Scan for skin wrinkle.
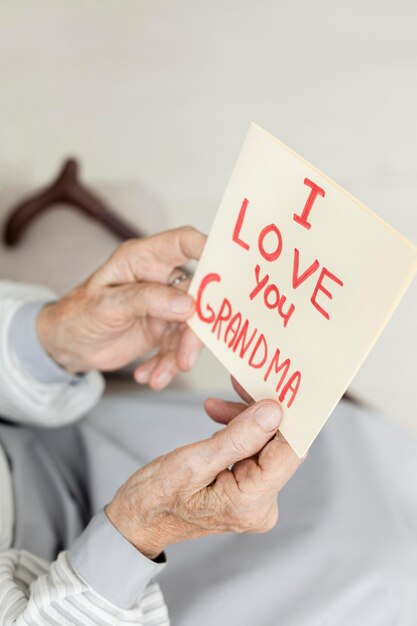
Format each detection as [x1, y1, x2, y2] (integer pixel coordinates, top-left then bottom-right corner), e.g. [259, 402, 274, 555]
[32, 225, 301, 563]
[37, 227, 204, 378]
[107, 414, 293, 557]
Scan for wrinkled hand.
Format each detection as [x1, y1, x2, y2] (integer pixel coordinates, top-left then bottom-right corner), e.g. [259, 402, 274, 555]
[37, 227, 206, 388]
[106, 397, 302, 559]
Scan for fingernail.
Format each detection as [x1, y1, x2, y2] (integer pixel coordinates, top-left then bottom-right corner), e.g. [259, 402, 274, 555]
[170, 294, 193, 314]
[155, 371, 172, 389]
[254, 403, 282, 431]
[135, 369, 150, 383]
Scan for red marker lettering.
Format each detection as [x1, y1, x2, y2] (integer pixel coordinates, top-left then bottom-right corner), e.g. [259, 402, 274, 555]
[277, 296, 295, 328]
[264, 284, 280, 309]
[232, 198, 250, 251]
[249, 264, 269, 301]
[263, 348, 291, 393]
[258, 224, 283, 262]
[293, 178, 325, 230]
[231, 320, 257, 358]
[212, 298, 232, 339]
[195, 273, 221, 323]
[225, 313, 242, 347]
[279, 371, 302, 408]
[248, 334, 268, 369]
[311, 267, 344, 320]
[292, 248, 320, 289]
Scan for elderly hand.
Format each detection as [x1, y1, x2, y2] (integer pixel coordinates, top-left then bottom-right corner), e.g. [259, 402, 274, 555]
[106, 398, 302, 559]
[37, 227, 206, 389]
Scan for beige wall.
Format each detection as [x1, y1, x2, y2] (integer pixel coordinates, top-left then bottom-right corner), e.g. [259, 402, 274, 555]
[1, 0, 416, 432]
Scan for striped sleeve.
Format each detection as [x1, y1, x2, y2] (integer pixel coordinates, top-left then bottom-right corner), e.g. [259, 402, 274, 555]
[0, 549, 170, 625]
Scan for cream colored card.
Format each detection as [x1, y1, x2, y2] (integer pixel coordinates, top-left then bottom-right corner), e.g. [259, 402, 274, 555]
[188, 123, 417, 457]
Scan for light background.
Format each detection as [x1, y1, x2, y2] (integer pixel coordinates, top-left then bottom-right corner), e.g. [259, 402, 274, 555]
[0, 0, 416, 433]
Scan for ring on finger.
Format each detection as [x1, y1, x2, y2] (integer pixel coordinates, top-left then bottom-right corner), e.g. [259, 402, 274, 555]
[168, 267, 193, 288]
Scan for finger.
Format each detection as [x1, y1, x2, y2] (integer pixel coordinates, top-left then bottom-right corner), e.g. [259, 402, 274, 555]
[255, 432, 303, 492]
[231, 455, 259, 485]
[134, 355, 159, 384]
[119, 283, 195, 322]
[177, 326, 204, 371]
[231, 376, 254, 405]
[148, 351, 179, 390]
[204, 398, 247, 425]
[95, 227, 207, 286]
[147, 226, 207, 270]
[187, 400, 283, 483]
[135, 319, 184, 387]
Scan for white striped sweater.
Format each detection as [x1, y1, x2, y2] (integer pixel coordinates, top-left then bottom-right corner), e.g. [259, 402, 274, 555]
[0, 281, 170, 625]
[0, 551, 167, 626]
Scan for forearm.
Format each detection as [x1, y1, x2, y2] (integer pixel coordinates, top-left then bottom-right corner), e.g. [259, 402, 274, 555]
[0, 511, 169, 625]
[0, 281, 104, 426]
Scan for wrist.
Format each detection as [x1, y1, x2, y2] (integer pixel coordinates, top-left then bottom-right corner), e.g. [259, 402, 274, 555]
[106, 495, 168, 561]
[69, 511, 166, 610]
[36, 300, 87, 374]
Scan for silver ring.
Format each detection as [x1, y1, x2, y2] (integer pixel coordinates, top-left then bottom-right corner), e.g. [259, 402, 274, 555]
[168, 268, 193, 288]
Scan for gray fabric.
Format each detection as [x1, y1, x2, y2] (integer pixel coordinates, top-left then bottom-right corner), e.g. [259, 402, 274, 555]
[0, 418, 165, 611]
[9, 300, 79, 384]
[2, 384, 417, 624]
[1, 298, 168, 610]
[86, 392, 417, 626]
[0, 420, 90, 560]
[69, 510, 166, 609]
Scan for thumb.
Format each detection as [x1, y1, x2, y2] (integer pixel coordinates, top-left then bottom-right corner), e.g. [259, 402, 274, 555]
[194, 400, 283, 482]
[114, 282, 195, 322]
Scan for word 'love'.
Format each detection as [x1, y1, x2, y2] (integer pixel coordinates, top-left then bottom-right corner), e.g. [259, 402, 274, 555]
[232, 178, 344, 326]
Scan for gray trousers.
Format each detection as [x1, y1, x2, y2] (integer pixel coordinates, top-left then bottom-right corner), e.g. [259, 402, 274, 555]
[2, 391, 417, 626]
